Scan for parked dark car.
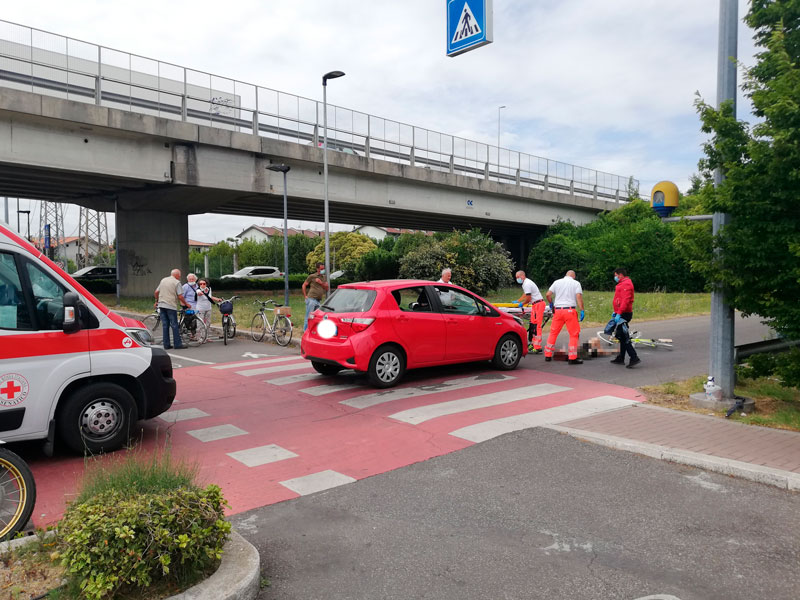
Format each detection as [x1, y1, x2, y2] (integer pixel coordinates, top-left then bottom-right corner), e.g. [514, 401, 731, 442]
[72, 265, 116, 280]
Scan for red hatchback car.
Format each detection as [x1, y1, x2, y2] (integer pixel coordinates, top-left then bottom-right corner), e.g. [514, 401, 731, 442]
[301, 279, 528, 388]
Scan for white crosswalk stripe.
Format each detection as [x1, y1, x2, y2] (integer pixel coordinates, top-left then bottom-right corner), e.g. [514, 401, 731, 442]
[341, 374, 515, 409]
[212, 356, 301, 370]
[235, 363, 312, 377]
[280, 470, 356, 495]
[227, 444, 298, 467]
[449, 395, 637, 442]
[302, 382, 365, 396]
[390, 383, 571, 425]
[266, 372, 327, 386]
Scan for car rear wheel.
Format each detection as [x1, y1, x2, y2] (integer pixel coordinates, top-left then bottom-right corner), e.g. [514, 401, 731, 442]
[493, 334, 522, 370]
[312, 361, 342, 376]
[368, 344, 405, 388]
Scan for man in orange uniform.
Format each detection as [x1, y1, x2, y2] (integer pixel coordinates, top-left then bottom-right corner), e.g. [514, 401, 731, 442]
[513, 270, 545, 353]
[544, 270, 585, 364]
[610, 267, 640, 368]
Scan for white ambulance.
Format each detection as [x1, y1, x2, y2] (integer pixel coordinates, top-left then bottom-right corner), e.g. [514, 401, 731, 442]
[0, 222, 175, 454]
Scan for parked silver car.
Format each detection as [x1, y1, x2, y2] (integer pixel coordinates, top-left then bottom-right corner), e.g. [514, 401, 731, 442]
[221, 266, 283, 280]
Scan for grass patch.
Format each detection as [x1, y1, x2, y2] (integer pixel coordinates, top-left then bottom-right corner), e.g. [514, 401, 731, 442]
[75, 446, 198, 505]
[642, 375, 800, 432]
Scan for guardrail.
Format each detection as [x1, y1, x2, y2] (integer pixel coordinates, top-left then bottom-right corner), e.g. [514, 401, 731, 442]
[0, 19, 638, 203]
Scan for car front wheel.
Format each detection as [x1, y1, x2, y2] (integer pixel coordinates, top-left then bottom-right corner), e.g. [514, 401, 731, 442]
[493, 334, 522, 370]
[368, 345, 406, 388]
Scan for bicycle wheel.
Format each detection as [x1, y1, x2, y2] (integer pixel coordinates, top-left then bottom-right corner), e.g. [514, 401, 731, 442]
[180, 319, 202, 348]
[226, 316, 237, 341]
[193, 319, 207, 345]
[142, 313, 162, 345]
[0, 447, 36, 541]
[596, 331, 619, 345]
[273, 315, 293, 347]
[251, 313, 267, 342]
[222, 316, 229, 345]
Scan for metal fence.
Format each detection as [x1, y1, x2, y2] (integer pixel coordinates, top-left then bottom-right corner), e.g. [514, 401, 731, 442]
[0, 19, 638, 202]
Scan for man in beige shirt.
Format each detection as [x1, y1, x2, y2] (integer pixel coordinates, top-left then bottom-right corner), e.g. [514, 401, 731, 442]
[302, 262, 329, 331]
[154, 269, 189, 349]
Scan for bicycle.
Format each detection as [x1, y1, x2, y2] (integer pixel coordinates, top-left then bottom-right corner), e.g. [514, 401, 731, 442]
[250, 299, 293, 346]
[0, 443, 36, 541]
[596, 321, 673, 350]
[218, 296, 240, 345]
[142, 307, 207, 348]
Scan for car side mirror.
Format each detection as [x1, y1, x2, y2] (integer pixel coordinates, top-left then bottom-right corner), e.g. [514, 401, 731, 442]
[63, 291, 82, 334]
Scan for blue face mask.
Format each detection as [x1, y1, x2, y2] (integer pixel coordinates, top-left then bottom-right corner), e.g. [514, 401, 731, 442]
[614, 275, 620, 283]
[320, 269, 326, 275]
[516, 278, 523, 284]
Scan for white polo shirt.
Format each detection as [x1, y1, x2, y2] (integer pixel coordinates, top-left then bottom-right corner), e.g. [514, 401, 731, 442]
[548, 276, 583, 308]
[521, 278, 543, 302]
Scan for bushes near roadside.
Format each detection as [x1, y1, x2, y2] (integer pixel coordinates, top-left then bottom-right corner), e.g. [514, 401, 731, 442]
[57, 449, 230, 600]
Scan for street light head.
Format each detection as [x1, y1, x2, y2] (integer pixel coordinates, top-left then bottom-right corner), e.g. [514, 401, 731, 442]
[323, 70, 345, 85]
[267, 164, 291, 173]
[499, 105, 506, 109]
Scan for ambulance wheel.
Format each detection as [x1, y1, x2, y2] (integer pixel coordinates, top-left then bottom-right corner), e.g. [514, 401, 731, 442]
[59, 383, 138, 454]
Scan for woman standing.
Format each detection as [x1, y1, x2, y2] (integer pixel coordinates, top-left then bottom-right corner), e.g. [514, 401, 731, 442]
[196, 279, 221, 342]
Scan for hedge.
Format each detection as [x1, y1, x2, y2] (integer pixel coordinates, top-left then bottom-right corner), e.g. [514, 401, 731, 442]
[77, 275, 355, 295]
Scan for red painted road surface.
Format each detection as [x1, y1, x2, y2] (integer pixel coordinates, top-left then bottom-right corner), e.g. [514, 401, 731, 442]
[28, 357, 642, 526]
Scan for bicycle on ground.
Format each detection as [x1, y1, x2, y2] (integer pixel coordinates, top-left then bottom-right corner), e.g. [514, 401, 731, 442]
[218, 296, 240, 345]
[596, 321, 673, 350]
[142, 307, 207, 348]
[250, 299, 293, 346]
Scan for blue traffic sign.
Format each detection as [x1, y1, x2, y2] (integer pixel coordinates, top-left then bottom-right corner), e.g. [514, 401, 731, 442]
[446, 0, 493, 57]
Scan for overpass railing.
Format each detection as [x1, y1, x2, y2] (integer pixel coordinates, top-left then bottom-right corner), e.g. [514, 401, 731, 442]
[0, 19, 638, 203]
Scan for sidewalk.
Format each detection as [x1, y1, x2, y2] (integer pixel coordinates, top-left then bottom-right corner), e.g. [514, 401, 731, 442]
[547, 403, 800, 491]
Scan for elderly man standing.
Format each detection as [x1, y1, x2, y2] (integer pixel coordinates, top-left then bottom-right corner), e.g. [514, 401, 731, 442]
[514, 270, 545, 353]
[302, 262, 329, 331]
[437, 268, 452, 284]
[154, 268, 190, 350]
[544, 270, 585, 364]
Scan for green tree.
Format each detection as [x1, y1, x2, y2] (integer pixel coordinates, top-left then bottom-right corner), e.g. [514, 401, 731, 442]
[686, 3, 800, 384]
[354, 248, 399, 281]
[306, 232, 377, 274]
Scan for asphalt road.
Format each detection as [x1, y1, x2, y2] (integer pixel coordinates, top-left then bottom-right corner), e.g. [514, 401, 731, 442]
[167, 313, 774, 390]
[233, 428, 800, 600]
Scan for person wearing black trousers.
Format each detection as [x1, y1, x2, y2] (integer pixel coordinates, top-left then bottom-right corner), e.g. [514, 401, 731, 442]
[609, 268, 640, 368]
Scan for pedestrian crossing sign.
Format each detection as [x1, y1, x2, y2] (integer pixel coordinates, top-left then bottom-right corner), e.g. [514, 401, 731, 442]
[447, 0, 493, 57]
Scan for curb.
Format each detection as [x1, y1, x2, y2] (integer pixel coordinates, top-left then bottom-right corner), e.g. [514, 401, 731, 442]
[169, 530, 260, 600]
[544, 424, 800, 491]
[0, 530, 260, 600]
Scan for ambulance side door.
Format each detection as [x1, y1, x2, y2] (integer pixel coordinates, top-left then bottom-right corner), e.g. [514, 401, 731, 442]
[0, 250, 90, 440]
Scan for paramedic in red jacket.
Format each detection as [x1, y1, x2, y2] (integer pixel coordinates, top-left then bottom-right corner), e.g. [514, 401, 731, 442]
[610, 268, 640, 368]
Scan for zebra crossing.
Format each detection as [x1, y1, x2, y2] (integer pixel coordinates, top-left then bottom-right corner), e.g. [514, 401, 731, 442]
[145, 354, 642, 515]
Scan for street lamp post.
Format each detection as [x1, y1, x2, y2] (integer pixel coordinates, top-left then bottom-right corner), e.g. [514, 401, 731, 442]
[497, 105, 506, 159]
[322, 70, 345, 291]
[267, 164, 292, 307]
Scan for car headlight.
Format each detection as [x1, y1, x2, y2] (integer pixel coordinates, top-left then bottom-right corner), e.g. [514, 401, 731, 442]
[512, 315, 524, 327]
[126, 328, 153, 346]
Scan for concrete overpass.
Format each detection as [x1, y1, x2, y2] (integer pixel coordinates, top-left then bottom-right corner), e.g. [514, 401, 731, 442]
[0, 20, 637, 295]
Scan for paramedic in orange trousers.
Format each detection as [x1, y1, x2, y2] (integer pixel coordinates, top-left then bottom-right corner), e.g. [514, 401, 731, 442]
[544, 270, 585, 364]
[610, 267, 641, 368]
[513, 270, 545, 353]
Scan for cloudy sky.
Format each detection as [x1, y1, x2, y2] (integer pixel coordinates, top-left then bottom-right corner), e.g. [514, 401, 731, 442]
[3, 1, 757, 242]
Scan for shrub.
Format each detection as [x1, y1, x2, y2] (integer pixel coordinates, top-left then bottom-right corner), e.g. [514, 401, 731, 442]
[59, 485, 230, 600]
[354, 248, 399, 281]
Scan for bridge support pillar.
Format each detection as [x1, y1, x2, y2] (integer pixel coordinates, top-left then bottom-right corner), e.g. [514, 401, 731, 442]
[116, 209, 189, 297]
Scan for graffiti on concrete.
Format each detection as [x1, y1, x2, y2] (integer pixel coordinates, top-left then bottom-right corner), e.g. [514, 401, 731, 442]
[128, 254, 151, 276]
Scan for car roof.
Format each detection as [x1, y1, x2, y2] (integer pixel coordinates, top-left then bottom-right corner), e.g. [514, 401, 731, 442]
[339, 279, 459, 289]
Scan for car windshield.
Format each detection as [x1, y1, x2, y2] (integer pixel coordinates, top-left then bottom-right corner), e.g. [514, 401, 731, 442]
[230, 268, 252, 277]
[320, 288, 376, 313]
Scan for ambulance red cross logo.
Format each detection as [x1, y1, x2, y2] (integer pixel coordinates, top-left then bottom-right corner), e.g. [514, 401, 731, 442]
[0, 374, 29, 407]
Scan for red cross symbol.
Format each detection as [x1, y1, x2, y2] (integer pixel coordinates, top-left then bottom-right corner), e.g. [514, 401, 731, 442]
[0, 380, 21, 400]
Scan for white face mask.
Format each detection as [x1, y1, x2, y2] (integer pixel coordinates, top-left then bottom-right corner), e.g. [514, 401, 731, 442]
[320, 269, 326, 275]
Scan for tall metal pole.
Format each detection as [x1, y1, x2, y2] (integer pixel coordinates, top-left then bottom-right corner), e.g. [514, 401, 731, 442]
[497, 105, 506, 154]
[711, 0, 738, 400]
[282, 170, 290, 306]
[323, 82, 330, 289]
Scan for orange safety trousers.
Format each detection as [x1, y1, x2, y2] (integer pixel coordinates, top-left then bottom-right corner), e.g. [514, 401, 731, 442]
[528, 301, 545, 351]
[544, 308, 580, 359]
